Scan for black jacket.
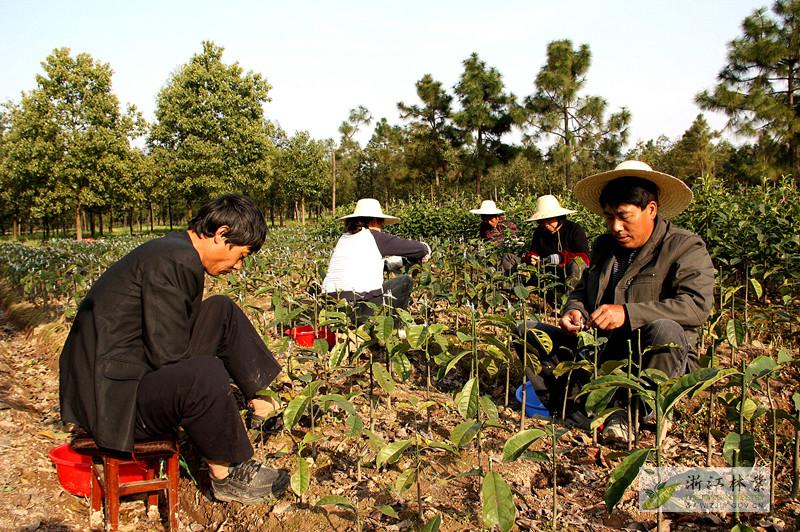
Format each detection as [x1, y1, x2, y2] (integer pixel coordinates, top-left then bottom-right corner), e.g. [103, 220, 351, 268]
[59, 231, 204, 452]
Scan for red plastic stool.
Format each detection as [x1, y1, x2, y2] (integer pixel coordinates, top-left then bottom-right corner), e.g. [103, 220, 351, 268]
[70, 433, 179, 531]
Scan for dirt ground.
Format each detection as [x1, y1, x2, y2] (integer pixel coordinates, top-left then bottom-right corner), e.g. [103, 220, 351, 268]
[0, 301, 798, 531]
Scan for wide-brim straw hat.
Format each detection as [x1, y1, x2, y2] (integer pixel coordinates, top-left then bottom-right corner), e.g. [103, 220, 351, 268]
[470, 199, 504, 215]
[526, 195, 575, 222]
[574, 160, 693, 219]
[338, 198, 400, 224]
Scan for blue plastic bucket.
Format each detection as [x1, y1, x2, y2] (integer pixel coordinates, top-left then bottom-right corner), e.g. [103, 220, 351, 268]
[515, 382, 551, 419]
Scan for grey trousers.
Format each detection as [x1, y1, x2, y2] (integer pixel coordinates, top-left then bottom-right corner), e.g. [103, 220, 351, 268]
[515, 318, 694, 411]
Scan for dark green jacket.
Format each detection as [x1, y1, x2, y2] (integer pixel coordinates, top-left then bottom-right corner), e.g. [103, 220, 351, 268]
[564, 218, 714, 351]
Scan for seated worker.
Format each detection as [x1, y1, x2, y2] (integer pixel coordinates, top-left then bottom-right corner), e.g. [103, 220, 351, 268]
[522, 194, 590, 288]
[470, 199, 517, 241]
[60, 195, 289, 505]
[516, 161, 714, 441]
[322, 198, 431, 319]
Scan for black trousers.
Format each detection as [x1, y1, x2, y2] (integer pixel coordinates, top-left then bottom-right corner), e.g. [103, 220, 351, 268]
[515, 318, 694, 412]
[134, 295, 281, 463]
[332, 275, 413, 325]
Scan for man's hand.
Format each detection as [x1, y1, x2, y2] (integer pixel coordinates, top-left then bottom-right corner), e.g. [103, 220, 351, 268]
[588, 304, 626, 330]
[559, 309, 585, 335]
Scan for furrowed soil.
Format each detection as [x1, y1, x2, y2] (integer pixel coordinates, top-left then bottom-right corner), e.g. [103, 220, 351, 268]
[0, 297, 798, 531]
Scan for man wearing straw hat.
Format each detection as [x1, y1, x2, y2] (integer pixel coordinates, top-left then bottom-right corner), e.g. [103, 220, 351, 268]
[517, 161, 714, 441]
[470, 199, 518, 241]
[323, 198, 431, 319]
[522, 194, 590, 288]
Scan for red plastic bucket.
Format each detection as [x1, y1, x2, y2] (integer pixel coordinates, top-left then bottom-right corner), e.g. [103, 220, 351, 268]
[48, 443, 149, 497]
[285, 325, 335, 349]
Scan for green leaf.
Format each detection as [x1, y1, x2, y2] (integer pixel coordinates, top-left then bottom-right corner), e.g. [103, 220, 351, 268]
[456, 378, 479, 420]
[393, 468, 417, 494]
[513, 285, 530, 300]
[318, 394, 357, 415]
[749, 278, 762, 299]
[502, 429, 546, 462]
[420, 514, 441, 532]
[406, 324, 427, 349]
[590, 407, 623, 430]
[744, 355, 776, 384]
[376, 439, 411, 468]
[793, 392, 800, 413]
[450, 421, 481, 447]
[553, 359, 594, 378]
[346, 413, 364, 437]
[641, 481, 680, 510]
[456, 331, 473, 343]
[605, 448, 652, 514]
[481, 471, 516, 532]
[722, 432, 755, 467]
[283, 395, 310, 430]
[585, 387, 617, 416]
[479, 395, 499, 422]
[290, 455, 310, 496]
[327, 342, 347, 369]
[731, 524, 756, 532]
[300, 380, 324, 399]
[726, 318, 745, 348]
[444, 349, 472, 376]
[372, 362, 396, 394]
[373, 315, 394, 344]
[378, 504, 399, 519]
[316, 495, 355, 511]
[392, 352, 412, 381]
[662, 367, 727, 415]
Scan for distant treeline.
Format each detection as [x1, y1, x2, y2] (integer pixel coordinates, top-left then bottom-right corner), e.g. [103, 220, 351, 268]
[1, 0, 797, 240]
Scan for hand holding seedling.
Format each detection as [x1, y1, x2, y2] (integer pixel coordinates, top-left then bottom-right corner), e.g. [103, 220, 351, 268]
[559, 310, 585, 334]
[588, 304, 625, 330]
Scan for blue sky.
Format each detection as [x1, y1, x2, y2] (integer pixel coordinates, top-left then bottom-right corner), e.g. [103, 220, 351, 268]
[0, 0, 767, 147]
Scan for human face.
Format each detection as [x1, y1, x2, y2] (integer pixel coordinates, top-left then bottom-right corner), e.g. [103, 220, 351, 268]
[483, 215, 500, 228]
[602, 201, 657, 249]
[538, 217, 560, 234]
[202, 229, 252, 276]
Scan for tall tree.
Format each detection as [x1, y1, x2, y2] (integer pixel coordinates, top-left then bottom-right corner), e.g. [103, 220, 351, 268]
[275, 131, 328, 225]
[398, 74, 459, 195]
[2, 48, 143, 239]
[668, 114, 720, 181]
[453, 53, 517, 196]
[149, 41, 273, 211]
[696, 0, 800, 180]
[525, 39, 630, 188]
[334, 106, 371, 207]
[359, 118, 409, 202]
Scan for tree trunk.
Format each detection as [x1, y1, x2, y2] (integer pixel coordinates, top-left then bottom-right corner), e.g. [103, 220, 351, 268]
[564, 108, 572, 190]
[475, 129, 483, 197]
[149, 202, 154, 232]
[109, 207, 114, 235]
[75, 204, 83, 241]
[168, 199, 173, 230]
[128, 209, 134, 236]
[89, 210, 96, 237]
[138, 208, 143, 234]
[300, 193, 306, 226]
[331, 150, 337, 213]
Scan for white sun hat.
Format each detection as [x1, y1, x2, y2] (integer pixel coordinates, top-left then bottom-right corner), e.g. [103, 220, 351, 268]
[574, 160, 693, 219]
[525, 195, 575, 222]
[339, 198, 400, 224]
[469, 199, 505, 215]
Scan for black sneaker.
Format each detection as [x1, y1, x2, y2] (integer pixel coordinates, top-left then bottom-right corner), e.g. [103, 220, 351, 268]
[211, 459, 289, 504]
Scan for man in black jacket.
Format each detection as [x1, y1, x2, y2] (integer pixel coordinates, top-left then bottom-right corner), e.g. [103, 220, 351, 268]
[59, 194, 288, 505]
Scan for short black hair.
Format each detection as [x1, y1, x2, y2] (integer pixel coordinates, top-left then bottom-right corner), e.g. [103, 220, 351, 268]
[188, 194, 267, 254]
[345, 217, 374, 234]
[599, 177, 659, 211]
